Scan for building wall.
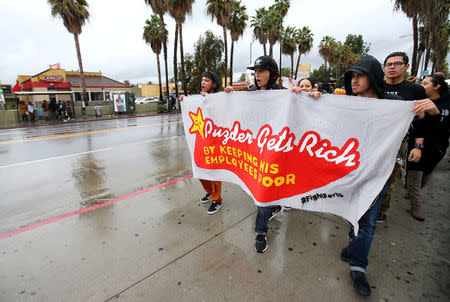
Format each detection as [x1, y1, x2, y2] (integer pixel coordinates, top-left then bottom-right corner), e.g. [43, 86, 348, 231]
[138, 83, 175, 97]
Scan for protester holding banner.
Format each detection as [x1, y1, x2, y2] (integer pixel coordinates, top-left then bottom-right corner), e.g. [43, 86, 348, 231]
[407, 74, 450, 221]
[291, 77, 322, 99]
[378, 52, 428, 222]
[225, 55, 286, 253]
[339, 55, 406, 296]
[181, 71, 224, 215]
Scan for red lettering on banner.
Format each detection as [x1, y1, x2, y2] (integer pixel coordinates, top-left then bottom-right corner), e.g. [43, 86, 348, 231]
[189, 108, 360, 203]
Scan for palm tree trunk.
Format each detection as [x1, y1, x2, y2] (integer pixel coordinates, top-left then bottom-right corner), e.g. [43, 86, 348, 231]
[295, 53, 301, 80]
[415, 50, 423, 77]
[263, 43, 267, 56]
[279, 44, 282, 82]
[74, 33, 87, 110]
[230, 40, 234, 86]
[173, 24, 179, 110]
[335, 67, 340, 86]
[290, 54, 294, 78]
[223, 26, 228, 87]
[269, 43, 273, 57]
[160, 14, 170, 103]
[423, 35, 432, 72]
[411, 15, 418, 76]
[179, 22, 187, 97]
[156, 53, 163, 102]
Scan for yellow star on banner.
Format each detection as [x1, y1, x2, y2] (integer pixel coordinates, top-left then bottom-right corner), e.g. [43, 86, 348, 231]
[189, 107, 205, 139]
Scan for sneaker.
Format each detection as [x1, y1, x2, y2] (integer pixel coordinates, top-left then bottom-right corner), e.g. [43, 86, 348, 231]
[200, 193, 211, 203]
[207, 202, 222, 215]
[269, 206, 282, 221]
[376, 213, 387, 223]
[283, 206, 292, 211]
[255, 234, 267, 253]
[340, 246, 350, 262]
[350, 270, 371, 296]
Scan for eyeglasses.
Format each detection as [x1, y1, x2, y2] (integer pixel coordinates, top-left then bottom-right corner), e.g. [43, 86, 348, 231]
[384, 61, 405, 67]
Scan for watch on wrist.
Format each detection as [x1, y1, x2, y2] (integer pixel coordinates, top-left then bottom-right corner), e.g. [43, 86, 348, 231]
[413, 143, 424, 151]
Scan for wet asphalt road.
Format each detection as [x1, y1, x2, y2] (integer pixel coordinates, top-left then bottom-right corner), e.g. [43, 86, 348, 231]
[0, 114, 190, 234]
[0, 114, 449, 301]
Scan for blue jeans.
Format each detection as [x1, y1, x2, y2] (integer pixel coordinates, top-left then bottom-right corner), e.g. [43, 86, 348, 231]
[254, 206, 273, 234]
[347, 180, 389, 272]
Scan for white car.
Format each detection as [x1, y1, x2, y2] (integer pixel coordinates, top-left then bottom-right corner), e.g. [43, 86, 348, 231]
[135, 97, 157, 104]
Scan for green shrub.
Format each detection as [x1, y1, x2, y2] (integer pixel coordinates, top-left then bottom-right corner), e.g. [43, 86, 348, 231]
[157, 103, 168, 113]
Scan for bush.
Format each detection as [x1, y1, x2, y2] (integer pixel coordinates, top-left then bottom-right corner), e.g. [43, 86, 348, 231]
[157, 103, 168, 113]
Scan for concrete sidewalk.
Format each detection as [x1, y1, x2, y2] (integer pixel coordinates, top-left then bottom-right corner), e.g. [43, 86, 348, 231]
[0, 159, 448, 301]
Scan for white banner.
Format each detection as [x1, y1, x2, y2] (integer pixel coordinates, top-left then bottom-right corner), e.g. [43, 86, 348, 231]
[181, 90, 414, 233]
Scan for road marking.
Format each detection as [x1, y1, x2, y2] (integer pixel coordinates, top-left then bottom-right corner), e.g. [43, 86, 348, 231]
[0, 120, 183, 145]
[0, 136, 182, 169]
[0, 174, 193, 240]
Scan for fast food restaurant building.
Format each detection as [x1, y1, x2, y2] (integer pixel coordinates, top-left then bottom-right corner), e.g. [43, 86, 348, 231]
[13, 67, 131, 104]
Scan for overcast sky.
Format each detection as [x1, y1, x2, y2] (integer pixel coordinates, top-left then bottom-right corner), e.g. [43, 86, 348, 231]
[0, 0, 438, 85]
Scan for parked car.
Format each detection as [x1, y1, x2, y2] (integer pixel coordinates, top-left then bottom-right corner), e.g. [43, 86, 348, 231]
[135, 97, 158, 104]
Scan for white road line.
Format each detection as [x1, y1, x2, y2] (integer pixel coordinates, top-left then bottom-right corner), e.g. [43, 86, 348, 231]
[0, 135, 183, 169]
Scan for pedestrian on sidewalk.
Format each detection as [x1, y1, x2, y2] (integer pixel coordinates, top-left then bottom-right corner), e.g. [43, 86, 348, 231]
[42, 100, 49, 120]
[49, 99, 57, 120]
[18, 101, 28, 123]
[27, 102, 36, 122]
[37, 106, 44, 123]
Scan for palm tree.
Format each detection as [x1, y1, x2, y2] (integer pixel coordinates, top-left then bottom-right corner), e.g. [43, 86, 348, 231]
[206, 0, 234, 87]
[266, 7, 283, 58]
[271, 0, 290, 79]
[294, 26, 313, 79]
[430, 19, 449, 72]
[281, 26, 297, 77]
[168, 0, 194, 99]
[250, 7, 269, 56]
[48, 0, 89, 111]
[319, 36, 336, 81]
[393, 0, 421, 75]
[143, 15, 166, 102]
[227, 1, 248, 84]
[145, 0, 170, 102]
[393, 0, 448, 76]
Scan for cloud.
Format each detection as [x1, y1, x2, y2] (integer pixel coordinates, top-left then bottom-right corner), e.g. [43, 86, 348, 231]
[0, 0, 445, 85]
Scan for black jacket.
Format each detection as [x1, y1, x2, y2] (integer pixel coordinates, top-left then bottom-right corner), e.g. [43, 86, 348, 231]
[422, 93, 450, 150]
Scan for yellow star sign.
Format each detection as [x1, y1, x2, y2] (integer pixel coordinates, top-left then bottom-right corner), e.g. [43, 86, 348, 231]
[189, 107, 205, 139]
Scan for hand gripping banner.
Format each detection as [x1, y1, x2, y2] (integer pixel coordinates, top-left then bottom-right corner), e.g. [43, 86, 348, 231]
[181, 90, 414, 233]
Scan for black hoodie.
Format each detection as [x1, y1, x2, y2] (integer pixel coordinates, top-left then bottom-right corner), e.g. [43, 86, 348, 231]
[344, 55, 402, 101]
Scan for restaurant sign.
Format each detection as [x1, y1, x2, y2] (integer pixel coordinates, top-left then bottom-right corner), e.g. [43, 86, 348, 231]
[39, 75, 63, 82]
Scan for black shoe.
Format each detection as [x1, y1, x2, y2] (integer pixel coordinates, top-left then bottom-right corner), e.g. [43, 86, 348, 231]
[200, 193, 211, 204]
[349, 270, 371, 296]
[207, 202, 222, 215]
[255, 234, 267, 253]
[340, 247, 350, 262]
[376, 213, 387, 223]
[269, 206, 282, 221]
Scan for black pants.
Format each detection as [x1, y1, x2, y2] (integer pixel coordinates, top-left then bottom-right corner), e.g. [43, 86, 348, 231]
[407, 145, 446, 177]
